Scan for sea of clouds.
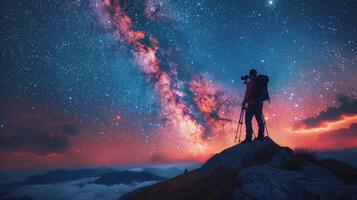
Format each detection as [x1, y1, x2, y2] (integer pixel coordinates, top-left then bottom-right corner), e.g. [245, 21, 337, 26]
[4, 177, 156, 200]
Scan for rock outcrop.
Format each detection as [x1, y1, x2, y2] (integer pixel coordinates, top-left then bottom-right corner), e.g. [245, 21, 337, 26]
[200, 137, 293, 175]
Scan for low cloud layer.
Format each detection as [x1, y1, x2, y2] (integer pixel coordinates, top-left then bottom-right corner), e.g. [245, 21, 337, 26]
[0, 99, 79, 156]
[298, 96, 357, 129]
[4, 177, 156, 200]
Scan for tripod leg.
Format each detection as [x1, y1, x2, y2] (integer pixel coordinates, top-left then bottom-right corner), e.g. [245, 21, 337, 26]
[238, 107, 245, 142]
[234, 108, 243, 143]
[234, 121, 239, 143]
[261, 112, 269, 137]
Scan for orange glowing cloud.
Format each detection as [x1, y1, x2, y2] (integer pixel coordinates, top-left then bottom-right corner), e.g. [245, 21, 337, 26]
[286, 97, 357, 150]
[292, 96, 357, 135]
[293, 114, 357, 134]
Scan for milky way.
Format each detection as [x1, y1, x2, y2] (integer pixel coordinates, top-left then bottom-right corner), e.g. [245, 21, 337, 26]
[0, 0, 356, 169]
[92, 0, 237, 155]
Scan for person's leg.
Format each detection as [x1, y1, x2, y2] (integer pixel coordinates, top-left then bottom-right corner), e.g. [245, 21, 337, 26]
[244, 105, 254, 142]
[254, 103, 265, 139]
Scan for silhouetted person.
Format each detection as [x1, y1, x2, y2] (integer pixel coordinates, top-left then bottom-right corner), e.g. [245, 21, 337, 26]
[241, 69, 265, 143]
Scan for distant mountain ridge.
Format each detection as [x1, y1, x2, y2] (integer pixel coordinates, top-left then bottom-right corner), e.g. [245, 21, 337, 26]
[10, 168, 163, 186]
[316, 148, 357, 167]
[142, 167, 182, 178]
[23, 169, 107, 185]
[93, 171, 163, 186]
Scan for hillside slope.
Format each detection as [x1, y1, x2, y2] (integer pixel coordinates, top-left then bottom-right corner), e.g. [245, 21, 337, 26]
[121, 137, 357, 200]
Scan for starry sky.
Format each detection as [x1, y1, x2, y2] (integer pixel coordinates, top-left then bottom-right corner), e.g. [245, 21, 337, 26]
[0, 0, 356, 170]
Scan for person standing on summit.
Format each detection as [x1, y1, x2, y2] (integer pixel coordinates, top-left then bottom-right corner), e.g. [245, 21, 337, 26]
[241, 69, 266, 143]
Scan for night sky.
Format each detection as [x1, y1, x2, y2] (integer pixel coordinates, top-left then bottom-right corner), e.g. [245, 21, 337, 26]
[0, 0, 356, 170]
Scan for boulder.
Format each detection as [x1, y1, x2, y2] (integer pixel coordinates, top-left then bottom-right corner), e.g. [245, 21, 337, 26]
[234, 165, 348, 200]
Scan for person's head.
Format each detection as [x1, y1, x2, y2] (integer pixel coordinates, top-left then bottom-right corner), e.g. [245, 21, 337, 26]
[249, 69, 257, 78]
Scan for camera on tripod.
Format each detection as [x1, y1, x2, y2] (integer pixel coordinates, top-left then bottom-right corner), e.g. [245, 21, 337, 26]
[241, 75, 250, 84]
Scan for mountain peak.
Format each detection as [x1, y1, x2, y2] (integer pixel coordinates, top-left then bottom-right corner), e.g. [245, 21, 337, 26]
[200, 137, 293, 175]
[123, 137, 357, 200]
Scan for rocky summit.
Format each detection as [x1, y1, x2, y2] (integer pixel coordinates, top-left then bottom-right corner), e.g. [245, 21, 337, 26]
[200, 137, 293, 175]
[122, 137, 357, 200]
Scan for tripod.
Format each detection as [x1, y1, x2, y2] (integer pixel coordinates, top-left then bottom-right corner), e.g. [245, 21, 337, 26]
[234, 106, 246, 143]
[234, 106, 269, 143]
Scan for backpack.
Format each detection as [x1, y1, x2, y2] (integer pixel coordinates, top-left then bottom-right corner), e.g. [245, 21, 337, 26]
[254, 75, 270, 102]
